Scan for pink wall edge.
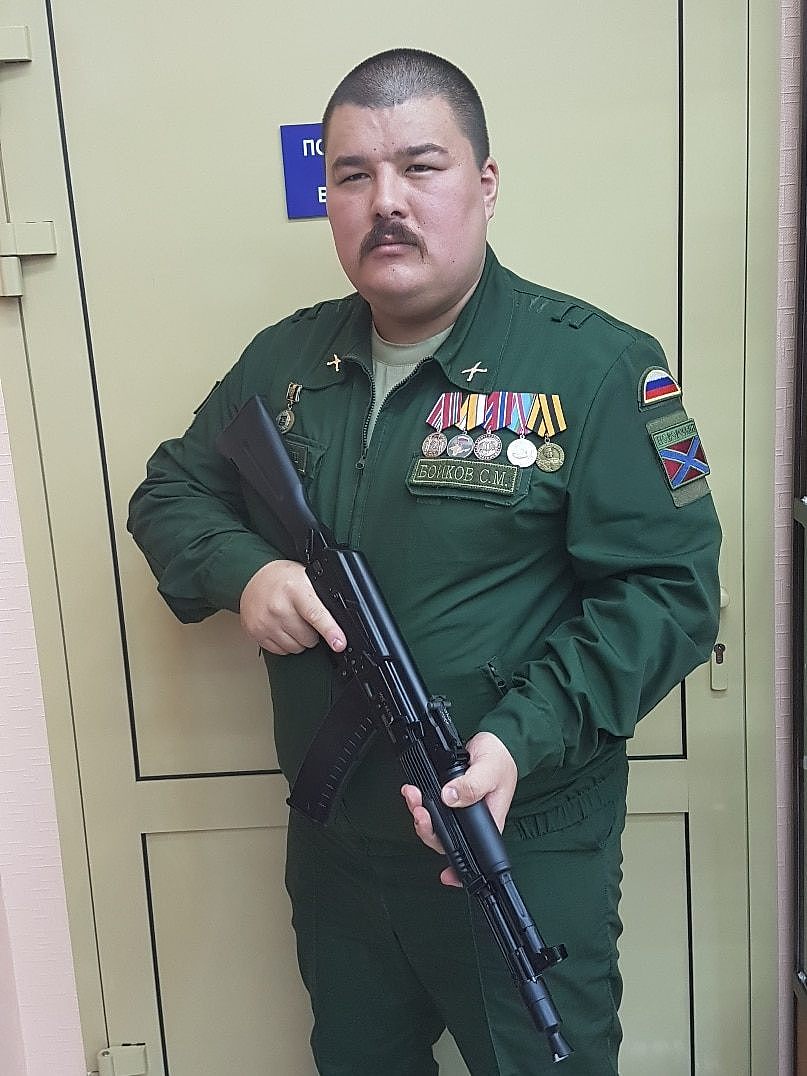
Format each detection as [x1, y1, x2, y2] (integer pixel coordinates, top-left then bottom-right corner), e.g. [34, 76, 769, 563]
[0, 388, 86, 1076]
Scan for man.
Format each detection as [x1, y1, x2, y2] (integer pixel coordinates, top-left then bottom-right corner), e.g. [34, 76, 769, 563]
[128, 48, 721, 1075]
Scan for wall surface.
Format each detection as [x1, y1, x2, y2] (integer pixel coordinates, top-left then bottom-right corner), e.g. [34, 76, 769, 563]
[0, 385, 85, 1076]
[0, 876, 27, 1076]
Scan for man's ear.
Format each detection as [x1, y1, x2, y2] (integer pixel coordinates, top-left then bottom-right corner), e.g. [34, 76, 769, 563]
[481, 157, 499, 221]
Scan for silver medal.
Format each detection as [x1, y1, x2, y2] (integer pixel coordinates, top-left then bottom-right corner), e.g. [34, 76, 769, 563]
[507, 437, 538, 468]
[422, 431, 448, 458]
[446, 433, 475, 459]
[473, 432, 503, 461]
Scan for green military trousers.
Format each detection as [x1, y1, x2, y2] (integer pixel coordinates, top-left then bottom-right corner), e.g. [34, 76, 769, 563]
[285, 754, 628, 1076]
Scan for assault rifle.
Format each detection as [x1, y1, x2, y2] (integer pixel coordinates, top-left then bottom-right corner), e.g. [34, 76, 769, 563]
[217, 395, 571, 1064]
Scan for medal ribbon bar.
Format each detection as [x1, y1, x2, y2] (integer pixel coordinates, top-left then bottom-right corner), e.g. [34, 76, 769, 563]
[426, 391, 463, 432]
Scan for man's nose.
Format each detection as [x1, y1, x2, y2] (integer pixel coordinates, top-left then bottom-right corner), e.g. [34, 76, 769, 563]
[371, 170, 407, 218]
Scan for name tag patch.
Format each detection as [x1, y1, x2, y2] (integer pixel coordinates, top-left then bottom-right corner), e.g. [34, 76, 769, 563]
[408, 457, 519, 496]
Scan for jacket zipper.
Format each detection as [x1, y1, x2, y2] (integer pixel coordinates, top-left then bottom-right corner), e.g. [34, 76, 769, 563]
[348, 355, 433, 545]
[484, 660, 509, 697]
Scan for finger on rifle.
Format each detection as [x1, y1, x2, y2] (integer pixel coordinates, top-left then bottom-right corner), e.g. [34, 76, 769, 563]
[440, 865, 462, 888]
[401, 786, 461, 888]
[295, 590, 346, 652]
[400, 785, 445, 855]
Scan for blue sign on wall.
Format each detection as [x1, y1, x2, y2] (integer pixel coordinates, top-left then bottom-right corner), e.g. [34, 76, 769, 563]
[280, 123, 327, 220]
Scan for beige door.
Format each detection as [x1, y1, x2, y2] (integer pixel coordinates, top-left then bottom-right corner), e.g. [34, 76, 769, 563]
[0, 1, 771, 1073]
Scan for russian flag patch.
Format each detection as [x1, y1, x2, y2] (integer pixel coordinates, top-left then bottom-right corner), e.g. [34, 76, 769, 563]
[639, 367, 682, 410]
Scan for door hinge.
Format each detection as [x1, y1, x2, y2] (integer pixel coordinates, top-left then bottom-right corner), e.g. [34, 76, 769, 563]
[0, 221, 57, 297]
[96, 1043, 148, 1076]
[0, 26, 31, 62]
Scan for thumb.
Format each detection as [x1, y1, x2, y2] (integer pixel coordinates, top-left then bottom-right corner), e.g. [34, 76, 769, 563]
[441, 767, 491, 809]
[440, 733, 517, 832]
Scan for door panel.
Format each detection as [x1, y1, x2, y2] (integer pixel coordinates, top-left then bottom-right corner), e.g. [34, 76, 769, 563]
[0, 1, 753, 1072]
[49, 0, 686, 780]
[147, 827, 314, 1074]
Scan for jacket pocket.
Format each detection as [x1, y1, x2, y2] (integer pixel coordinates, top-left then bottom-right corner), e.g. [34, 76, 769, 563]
[282, 431, 327, 481]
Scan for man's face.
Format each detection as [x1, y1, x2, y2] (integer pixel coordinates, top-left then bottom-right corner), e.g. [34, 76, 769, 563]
[325, 96, 498, 340]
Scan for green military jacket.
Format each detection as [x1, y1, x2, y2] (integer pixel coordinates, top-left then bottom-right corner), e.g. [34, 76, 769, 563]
[128, 247, 721, 841]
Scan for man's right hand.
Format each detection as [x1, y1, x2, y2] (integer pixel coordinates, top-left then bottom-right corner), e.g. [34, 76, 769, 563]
[239, 560, 347, 655]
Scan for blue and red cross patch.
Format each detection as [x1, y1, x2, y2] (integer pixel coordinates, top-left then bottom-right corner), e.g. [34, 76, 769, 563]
[647, 410, 711, 507]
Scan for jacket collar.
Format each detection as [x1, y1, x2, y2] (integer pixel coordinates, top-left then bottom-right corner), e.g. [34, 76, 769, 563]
[428, 246, 513, 392]
[296, 245, 513, 391]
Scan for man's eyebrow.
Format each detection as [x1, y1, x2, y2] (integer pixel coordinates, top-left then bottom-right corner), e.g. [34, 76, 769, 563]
[330, 144, 449, 170]
[402, 143, 449, 158]
[331, 154, 369, 170]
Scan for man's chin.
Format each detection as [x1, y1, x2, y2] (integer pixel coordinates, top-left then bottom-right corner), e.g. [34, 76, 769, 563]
[357, 275, 427, 311]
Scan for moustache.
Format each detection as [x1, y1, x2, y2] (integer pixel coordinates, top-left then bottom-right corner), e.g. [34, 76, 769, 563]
[360, 220, 425, 260]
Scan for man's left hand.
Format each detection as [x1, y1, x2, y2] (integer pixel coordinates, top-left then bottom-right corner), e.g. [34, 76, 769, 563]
[401, 731, 518, 888]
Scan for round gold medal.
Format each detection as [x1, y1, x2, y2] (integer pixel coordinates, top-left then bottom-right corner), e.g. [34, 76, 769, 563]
[535, 442, 565, 472]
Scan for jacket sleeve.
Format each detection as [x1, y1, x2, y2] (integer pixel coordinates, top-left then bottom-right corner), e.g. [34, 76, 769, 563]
[127, 358, 283, 623]
[477, 334, 722, 778]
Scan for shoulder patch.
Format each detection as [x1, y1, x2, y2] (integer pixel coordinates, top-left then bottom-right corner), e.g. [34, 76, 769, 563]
[639, 367, 682, 410]
[646, 409, 711, 507]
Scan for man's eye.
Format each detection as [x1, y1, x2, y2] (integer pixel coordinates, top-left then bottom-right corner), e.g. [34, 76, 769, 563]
[407, 164, 433, 173]
[341, 172, 368, 183]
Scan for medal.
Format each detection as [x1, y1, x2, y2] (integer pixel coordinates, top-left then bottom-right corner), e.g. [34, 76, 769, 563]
[507, 438, 538, 468]
[484, 391, 515, 432]
[535, 441, 565, 472]
[504, 392, 538, 468]
[276, 409, 295, 434]
[446, 433, 475, 458]
[422, 431, 448, 458]
[423, 392, 463, 454]
[527, 393, 567, 438]
[426, 392, 463, 432]
[473, 432, 502, 461]
[276, 382, 302, 433]
[457, 393, 487, 432]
